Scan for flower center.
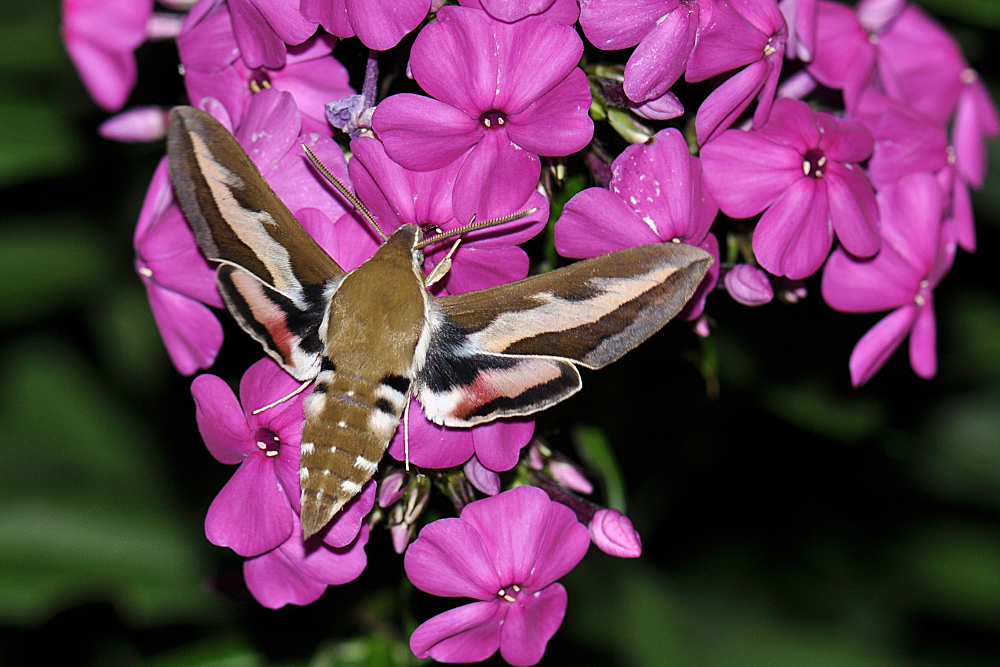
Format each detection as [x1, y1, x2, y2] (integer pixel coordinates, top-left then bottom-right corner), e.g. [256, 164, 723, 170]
[802, 149, 827, 178]
[255, 428, 281, 457]
[497, 584, 523, 603]
[249, 71, 272, 94]
[480, 110, 508, 130]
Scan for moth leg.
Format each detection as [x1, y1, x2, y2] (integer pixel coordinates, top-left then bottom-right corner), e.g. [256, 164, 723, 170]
[251, 378, 315, 415]
[424, 237, 463, 288]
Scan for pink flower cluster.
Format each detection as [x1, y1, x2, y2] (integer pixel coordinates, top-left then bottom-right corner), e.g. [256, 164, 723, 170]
[63, 0, 995, 663]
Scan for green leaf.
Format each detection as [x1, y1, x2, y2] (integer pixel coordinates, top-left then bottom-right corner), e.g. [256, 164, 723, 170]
[573, 425, 627, 511]
[763, 380, 886, 442]
[0, 103, 79, 187]
[92, 284, 171, 388]
[902, 521, 1000, 625]
[143, 639, 263, 667]
[0, 220, 112, 326]
[309, 636, 417, 667]
[916, 0, 1000, 28]
[0, 340, 212, 625]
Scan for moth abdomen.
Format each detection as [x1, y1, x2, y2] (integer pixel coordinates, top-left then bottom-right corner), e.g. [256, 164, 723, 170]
[299, 371, 410, 539]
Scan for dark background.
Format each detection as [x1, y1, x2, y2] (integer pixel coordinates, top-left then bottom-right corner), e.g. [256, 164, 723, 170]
[2, 1, 1000, 665]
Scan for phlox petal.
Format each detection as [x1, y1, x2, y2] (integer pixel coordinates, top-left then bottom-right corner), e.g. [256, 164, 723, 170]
[442, 246, 531, 294]
[954, 77, 1000, 189]
[452, 131, 541, 226]
[281, 524, 369, 585]
[239, 358, 304, 426]
[555, 188, 661, 258]
[824, 163, 879, 259]
[251, 0, 316, 46]
[236, 89, 300, 172]
[696, 59, 772, 145]
[622, 3, 698, 103]
[589, 510, 643, 557]
[472, 418, 535, 472]
[274, 133, 353, 226]
[578, 0, 673, 50]
[815, 112, 874, 164]
[192, 374, 253, 463]
[879, 173, 944, 274]
[404, 518, 503, 598]
[206, 453, 294, 556]
[478, 0, 555, 22]
[389, 403, 474, 468]
[495, 15, 584, 115]
[849, 304, 918, 387]
[822, 245, 919, 314]
[229, 0, 286, 69]
[301, 0, 353, 39]
[465, 456, 501, 495]
[374, 94, 483, 171]
[500, 584, 568, 667]
[752, 177, 831, 279]
[505, 69, 594, 157]
[461, 486, 589, 589]
[321, 482, 377, 548]
[244, 544, 328, 609]
[909, 296, 937, 379]
[686, 0, 767, 81]
[409, 601, 506, 663]
[725, 264, 774, 306]
[350, 136, 419, 226]
[700, 131, 802, 218]
[348, 0, 429, 51]
[145, 281, 223, 376]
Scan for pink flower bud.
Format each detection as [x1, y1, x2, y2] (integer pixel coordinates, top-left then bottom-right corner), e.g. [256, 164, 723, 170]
[391, 524, 412, 555]
[464, 456, 500, 496]
[99, 106, 168, 142]
[724, 264, 774, 306]
[693, 315, 711, 338]
[588, 509, 642, 558]
[378, 470, 407, 508]
[549, 461, 593, 495]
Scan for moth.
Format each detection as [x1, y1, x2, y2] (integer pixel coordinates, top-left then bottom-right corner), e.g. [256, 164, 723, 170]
[168, 106, 713, 539]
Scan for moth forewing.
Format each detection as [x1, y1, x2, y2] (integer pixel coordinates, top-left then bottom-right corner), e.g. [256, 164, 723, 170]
[414, 243, 713, 427]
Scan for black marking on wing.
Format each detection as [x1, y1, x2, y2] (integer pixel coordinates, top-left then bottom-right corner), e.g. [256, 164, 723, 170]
[373, 399, 395, 414]
[321, 357, 337, 372]
[421, 318, 519, 393]
[381, 374, 410, 394]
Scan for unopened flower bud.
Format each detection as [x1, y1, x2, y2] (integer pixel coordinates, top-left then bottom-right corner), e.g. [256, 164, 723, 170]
[99, 106, 168, 142]
[725, 264, 774, 306]
[589, 509, 642, 558]
[464, 456, 500, 496]
[548, 461, 593, 495]
[378, 468, 408, 508]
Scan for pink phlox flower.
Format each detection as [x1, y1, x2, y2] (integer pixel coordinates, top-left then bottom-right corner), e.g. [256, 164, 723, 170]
[62, 0, 153, 111]
[460, 0, 580, 24]
[580, 0, 701, 105]
[404, 485, 590, 666]
[809, 1, 963, 123]
[464, 456, 501, 495]
[338, 135, 543, 472]
[821, 171, 955, 386]
[372, 6, 593, 224]
[193, 357, 376, 556]
[244, 520, 370, 609]
[953, 69, 1000, 190]
[687, 0, 788, 143]
[134, 158, 224, 375]
[179, 0, 353, 135]
[224, 0, 317, 69]
[556, 128, 719, 319]
[701, 98, 879, 280]
[301, 0, 430, 51]
[778, 0, 817, 61]
[232, 88, 352, 226]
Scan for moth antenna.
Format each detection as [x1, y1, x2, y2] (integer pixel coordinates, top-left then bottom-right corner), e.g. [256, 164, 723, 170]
[301, 143, 387, 240]
[251, 378, 314, 414]
[403, 398, 411, 472]
[415, 207, 539, 249]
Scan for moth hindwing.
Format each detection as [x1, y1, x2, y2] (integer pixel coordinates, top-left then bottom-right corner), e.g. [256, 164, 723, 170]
[167, 105, 713, 540]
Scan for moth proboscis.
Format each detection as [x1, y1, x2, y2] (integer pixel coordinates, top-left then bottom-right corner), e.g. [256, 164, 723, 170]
[167, 105, 713, 539]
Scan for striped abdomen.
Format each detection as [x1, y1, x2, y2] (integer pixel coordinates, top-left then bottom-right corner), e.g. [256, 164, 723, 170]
[299, 366, 410, 538]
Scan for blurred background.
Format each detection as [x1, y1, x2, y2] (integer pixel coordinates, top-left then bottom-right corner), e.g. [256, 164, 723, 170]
[3, 1, 1000, 665]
